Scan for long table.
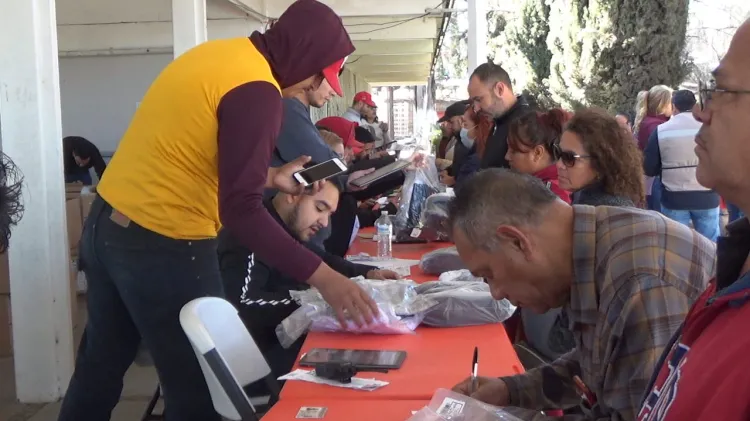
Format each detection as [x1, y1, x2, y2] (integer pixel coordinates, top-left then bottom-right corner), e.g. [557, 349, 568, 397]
[280, 325, 524, 401]
[276, 228, 523, 405]
[347, 232, 448, 283]
[262, 399, 429, 421]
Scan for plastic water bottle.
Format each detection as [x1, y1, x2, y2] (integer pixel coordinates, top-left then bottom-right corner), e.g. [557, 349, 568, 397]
[375, 211, 393, 258]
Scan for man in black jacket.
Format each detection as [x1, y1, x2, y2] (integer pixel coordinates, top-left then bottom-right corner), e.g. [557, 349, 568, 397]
[218, 175, 399, 379]
[63, 136, 107, 184]
[468, 62, 531, 169]
[438, 100, 470, 186]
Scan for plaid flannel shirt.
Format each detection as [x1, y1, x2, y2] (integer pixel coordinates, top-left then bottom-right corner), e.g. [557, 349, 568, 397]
[500, 205, 716, 421]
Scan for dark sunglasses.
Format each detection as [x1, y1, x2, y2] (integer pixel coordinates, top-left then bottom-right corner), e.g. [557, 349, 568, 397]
[699, 80, 750, 111]
[554, 144, 590, 167]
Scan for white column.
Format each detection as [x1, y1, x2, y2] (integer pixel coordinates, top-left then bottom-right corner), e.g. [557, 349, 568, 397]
[0, 0, 75, 403]
[172, 0, 208, 58]
[467, 0, 488, 74]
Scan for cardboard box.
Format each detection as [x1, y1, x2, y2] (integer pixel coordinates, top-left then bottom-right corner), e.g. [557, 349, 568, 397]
[66, 197, 83, 253]
[0, 295, 11, 358]
[80, 193, 96, 221]
[0, 254, 8, 295]
[69, 257, 78, 327]
[65, 182, 84, 201]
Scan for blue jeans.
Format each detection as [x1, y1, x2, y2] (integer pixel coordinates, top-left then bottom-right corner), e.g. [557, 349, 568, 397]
[647, 177, 662, 212]
[728, 203, 745, 223]
[58, 197, 223, 421]
[661, 206, 721, 242]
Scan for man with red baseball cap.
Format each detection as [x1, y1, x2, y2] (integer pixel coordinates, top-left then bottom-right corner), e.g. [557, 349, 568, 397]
[57, 1, 378, 421]
[317, 116, 366, 157]
[343, 91, 378, 123]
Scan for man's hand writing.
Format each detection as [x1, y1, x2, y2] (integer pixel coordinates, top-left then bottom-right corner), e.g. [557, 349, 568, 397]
[452, 376, 510, 407]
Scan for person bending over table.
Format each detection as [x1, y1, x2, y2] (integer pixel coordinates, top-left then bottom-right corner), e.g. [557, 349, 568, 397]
[57, 3, 379, 421]
[448, 169, 715, 421]
[218, 173, 399, 383]
[63, 135, 106, 185]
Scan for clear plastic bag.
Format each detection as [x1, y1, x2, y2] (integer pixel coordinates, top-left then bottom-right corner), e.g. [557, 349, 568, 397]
[394, 156, 440, 239]
[407, 389, 523, 421]
[415, 277, 517, 327]
[437, 269, 482, 283]
[413, 192, 454, 242]
[419, 246, 466, 275]
[275, 278, 437, 348]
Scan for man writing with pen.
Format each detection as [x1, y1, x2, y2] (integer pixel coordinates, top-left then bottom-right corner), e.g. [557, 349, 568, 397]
[446, 169, 715, 420]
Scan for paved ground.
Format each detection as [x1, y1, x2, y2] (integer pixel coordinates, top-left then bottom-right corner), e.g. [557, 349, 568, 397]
[0, 295, 161, 421]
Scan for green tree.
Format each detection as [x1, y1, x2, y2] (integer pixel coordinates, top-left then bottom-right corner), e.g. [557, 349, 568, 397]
[547, 0, 690, 112]
[434, 12, 468, 83]
[495, 0, 557, 109]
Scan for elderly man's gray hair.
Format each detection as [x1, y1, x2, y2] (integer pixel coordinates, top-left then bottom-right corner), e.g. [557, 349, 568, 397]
[447, 169, 559, 249]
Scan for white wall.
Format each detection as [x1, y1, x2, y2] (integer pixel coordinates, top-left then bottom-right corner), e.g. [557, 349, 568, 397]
[56, 0, 371, 152]
[57, 0, 264, 155]
[60, 54, 171, 155]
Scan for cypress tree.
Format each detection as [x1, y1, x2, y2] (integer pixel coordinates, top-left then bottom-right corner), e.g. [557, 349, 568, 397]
[495, 0, 557, 109]
[547, 0, 690, 112]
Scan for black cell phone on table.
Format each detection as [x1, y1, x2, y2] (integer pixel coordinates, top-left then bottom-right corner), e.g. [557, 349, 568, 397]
[299, 348, 407, 370]
[292, 158, 348, 186]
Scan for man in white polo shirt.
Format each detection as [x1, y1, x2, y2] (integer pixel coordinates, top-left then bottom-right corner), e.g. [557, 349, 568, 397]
[644, 89, 721, 241]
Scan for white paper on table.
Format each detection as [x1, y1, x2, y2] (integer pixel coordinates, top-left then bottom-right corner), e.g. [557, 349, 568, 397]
[278, 369, 389, 391]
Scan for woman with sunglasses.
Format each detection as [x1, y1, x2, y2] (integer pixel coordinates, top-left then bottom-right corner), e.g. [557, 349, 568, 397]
[557, 108, 645, 207]
[505, 109, 572, 204]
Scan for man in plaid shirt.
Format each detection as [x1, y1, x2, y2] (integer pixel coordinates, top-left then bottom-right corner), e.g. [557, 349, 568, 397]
[449, 169, 715, 420]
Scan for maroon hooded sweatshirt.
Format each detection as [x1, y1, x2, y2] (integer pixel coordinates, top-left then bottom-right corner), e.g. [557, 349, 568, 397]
[218, 0, 355, 282]
[637, 115, 670, 151]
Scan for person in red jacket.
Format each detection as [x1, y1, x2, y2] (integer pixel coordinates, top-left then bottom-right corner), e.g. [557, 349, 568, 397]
[505, 108, 572, 204]
[637, 18, 750, 421]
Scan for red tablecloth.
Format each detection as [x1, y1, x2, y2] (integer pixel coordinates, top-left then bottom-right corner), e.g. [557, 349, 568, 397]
[277, 229, 523, 402]
[280, 325, 523, 401]
[262, 399, 428, 421]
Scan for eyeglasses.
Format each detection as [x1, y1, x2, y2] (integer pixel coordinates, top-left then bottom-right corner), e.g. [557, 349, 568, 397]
[699, 80, 750, 111]
[554, 145, 590, 167]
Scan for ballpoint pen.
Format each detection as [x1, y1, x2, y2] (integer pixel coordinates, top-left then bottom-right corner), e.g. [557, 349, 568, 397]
[470, 346, 479, 395]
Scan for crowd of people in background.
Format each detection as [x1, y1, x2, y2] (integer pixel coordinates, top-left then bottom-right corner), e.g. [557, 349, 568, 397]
[0, 0, 746, 419]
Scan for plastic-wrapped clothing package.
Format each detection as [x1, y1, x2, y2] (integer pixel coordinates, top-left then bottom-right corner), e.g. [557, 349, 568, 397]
[394, 156, 440, 239]
[408, 389, 523, 421]
[415, 277, 516, 327]
[437, 269, 481, 283]
[275, 278, 438, 348]
[413, 192, 454, 242]
[419, 246, 466, 275]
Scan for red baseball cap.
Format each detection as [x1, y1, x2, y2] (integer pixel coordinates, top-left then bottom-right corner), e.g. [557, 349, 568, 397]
[316, 117, 365, 154]
[354, 91, 377, 108]
[321, 56, 348, 97]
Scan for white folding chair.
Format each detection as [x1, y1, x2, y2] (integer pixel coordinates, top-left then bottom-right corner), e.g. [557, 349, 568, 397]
[179, 297, 280, 421]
